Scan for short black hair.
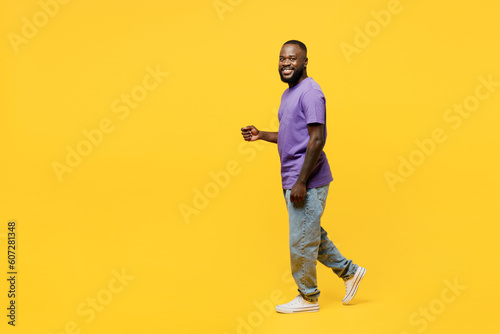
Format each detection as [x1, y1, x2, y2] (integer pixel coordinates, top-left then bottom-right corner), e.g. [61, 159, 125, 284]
[283, 40, 307, 55]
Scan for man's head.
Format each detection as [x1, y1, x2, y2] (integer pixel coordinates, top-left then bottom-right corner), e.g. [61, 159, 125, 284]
[279, 40, 308, 87]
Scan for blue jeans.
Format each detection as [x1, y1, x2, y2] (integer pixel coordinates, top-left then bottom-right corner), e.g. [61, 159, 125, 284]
[283, 183, 358, 302]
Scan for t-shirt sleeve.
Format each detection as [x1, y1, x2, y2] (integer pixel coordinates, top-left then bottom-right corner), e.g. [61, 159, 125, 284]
[301, 89, 326, 124]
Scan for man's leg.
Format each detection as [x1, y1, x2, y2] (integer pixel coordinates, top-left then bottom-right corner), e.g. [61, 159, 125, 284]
[314, 186, 366, 304]
[317, 227, 358, 280]
[284, 185, 327, 302]
[275, 185, 326, 313]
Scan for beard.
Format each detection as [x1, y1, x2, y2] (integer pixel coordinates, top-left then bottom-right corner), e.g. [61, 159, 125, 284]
[279, 65, 304, 84]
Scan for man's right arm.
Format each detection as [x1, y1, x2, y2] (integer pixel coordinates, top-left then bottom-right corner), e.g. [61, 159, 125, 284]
[241, 125, 278, 144]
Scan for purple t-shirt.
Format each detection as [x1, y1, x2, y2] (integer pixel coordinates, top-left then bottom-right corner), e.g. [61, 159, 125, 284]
[277, 77, 333, 189]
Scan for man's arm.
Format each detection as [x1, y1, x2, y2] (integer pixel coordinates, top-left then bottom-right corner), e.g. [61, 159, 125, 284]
[241, 125, 278, 143]
[290, 123, 325, 203]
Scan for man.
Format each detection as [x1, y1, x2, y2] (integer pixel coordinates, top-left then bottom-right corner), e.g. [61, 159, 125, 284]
[241, 40, 366, 313]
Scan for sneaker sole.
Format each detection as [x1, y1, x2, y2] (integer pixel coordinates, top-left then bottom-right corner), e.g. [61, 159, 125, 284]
[342, 267, 366, 305]
[275, 306, 319, 314]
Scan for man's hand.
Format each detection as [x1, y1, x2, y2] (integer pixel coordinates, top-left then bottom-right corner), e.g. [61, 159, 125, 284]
[241, 125, 260, 141]
[290, 180, 306, 203]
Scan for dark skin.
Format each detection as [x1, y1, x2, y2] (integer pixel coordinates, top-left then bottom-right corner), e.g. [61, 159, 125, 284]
[241, 44, 326, 203]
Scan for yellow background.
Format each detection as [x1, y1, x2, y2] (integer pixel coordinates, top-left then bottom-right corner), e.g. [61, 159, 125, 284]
[1, 0, 499, 333]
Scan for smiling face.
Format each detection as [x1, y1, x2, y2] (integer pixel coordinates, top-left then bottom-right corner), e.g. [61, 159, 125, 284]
[278, 43, 308, 86]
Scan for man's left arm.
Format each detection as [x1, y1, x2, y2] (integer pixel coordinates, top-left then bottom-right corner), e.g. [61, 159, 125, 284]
[289, 123, 325, 203]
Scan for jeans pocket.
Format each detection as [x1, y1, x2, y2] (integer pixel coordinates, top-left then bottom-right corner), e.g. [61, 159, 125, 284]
[317, 184, 329, 204]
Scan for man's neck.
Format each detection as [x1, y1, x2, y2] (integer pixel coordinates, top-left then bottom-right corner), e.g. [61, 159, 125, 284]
[288, 75, 308, 89]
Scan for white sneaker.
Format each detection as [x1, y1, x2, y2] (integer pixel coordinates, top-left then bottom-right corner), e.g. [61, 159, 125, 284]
[275, 295, 319, 313]
[342, 266, 366, 305]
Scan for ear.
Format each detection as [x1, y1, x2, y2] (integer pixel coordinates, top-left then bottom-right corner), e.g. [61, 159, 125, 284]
[304, 57, 308, 66]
